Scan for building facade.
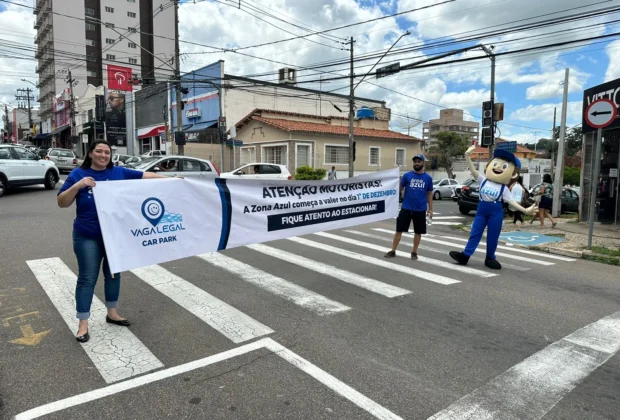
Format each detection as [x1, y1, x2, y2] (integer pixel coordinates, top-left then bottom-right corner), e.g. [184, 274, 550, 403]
[34, 0, 175, 120]
[233, 109, 423, 178]
[422, 109, 479, 149]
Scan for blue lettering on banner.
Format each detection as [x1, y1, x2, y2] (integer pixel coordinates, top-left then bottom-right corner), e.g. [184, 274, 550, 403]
[267, 201, 385, 232]
[132, 197, 185, 246]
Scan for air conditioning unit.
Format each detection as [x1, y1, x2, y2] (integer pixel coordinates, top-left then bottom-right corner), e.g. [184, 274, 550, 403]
[278, 67, 297, 85]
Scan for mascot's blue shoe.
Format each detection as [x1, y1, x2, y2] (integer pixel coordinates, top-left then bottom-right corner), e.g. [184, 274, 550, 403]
[485, 257, 502, 270]
[449, 251, 470, 265]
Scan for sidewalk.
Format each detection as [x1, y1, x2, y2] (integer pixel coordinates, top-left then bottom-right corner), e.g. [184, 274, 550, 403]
[498, 217, 620, 263]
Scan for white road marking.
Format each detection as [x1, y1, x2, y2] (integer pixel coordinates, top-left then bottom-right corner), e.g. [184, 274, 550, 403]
[344, 230, 530, 272]
[197, 253, 350, 316]
[26, 258, 163, 383]
[429, 222, 463, 226]
[428, 311, 620, 420]
[246, 243, 411, 298]
[432, 216, 465, 220]
[15, 338, 403, 420]
[288, 237, 460, 286]
[438, 235, 576, 262]
[314, 232, 496, 278]
[373, 229, 555, 266]
[131, 265, 273, 343]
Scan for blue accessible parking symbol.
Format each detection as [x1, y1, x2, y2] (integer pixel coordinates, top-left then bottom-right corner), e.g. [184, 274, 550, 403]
[499, 231, 563, 246]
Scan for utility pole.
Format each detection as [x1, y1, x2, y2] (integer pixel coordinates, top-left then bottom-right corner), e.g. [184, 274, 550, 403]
[552, 68, 569, 217]
[65, 70, 77, 150]
[173, 0, 184, 156]
[3, 105, 8, 143]
[348, 37, 355, 178]
[480, 46, 496, 158]
[550, 107, 556, 178]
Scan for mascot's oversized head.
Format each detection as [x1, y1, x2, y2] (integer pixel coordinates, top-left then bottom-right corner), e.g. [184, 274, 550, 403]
[485, 149, 521, 186]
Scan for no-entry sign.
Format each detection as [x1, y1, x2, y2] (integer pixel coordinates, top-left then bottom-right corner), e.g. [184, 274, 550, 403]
[584, 99, 618, 129]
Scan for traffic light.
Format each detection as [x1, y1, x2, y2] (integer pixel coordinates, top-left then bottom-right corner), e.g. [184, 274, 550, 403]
[352, 141, 356, 162]
[481, 127, 494, 147]
[482, 100, 493, 127]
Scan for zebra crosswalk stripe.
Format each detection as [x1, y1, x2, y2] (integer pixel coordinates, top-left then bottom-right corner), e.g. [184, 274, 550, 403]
[26, 258, 163, 383]
[373, 229, 555, 266]
[246, 243, 411, 298]
[344, 230, 530, 272]
[314, 232, 496, 278]
[288, 237, 461, 285]
[131, 265, 274, 343]
[197, 253, 351, 316]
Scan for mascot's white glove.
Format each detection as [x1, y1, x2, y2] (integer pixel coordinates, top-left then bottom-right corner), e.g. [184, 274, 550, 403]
[465, 145, 476, 156]
[524, 203, 538, 216]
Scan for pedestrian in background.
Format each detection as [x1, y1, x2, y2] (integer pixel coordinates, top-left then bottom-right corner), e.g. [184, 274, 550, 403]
[530, 173, 557, 228]
[384, 155, 433, 260]
[57, 140, 173, 343]
[509, 175, 526, 225]
[327, 166, 337, 180]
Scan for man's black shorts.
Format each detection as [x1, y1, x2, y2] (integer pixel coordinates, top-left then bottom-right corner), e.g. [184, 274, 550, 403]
[396, 209, 427, 234]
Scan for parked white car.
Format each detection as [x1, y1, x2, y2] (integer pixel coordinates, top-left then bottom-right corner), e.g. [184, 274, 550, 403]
[220, 163, 292, 180]
[131, 155, 219, 178]
[112, 154, 142, 167]
[0, 144, 60, 197]
[432, 178, 462, 200]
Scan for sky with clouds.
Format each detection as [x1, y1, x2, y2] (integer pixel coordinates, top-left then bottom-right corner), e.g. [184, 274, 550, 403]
[1, 0, 619, 143]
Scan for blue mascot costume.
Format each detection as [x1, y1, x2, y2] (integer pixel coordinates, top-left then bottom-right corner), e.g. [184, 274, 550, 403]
[449, 146, 537, 270]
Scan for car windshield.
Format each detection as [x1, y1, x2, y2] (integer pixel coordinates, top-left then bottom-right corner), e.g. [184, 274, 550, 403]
[433, 180, 440, 185]
[132, 157, 160, 169]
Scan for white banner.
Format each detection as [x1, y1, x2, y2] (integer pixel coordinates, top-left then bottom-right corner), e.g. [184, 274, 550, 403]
[94, 168, 400, 273]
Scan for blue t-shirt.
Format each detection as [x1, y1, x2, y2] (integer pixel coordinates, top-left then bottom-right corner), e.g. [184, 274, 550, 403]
[58, 166, 144, 239]
[401, 171, 433, 212]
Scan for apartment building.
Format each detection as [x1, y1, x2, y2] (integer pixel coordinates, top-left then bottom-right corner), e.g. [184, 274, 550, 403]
[34, 0, 175, 120]
[422, 109, 479, 149]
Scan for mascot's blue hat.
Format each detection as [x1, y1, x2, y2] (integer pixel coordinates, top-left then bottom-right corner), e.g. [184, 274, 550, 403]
[493, 149, 521, 170]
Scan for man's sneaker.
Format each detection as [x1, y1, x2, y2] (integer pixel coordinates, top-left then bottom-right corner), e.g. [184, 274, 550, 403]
[410, 252, 418, 260]
[384, 250, 396, 258]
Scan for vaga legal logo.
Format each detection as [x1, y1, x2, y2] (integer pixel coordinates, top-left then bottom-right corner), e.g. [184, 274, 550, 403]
[131, 197, 185, 247]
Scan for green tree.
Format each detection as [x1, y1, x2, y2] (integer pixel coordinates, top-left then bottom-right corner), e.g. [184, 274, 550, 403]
[563, 167, 580, 186]
[564, 126, 582, 157]
[294, 166, 327, 180]
[427, 131, 470, 179]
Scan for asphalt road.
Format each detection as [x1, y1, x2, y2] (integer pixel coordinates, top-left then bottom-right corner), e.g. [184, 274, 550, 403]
[1, 181, 619, 420]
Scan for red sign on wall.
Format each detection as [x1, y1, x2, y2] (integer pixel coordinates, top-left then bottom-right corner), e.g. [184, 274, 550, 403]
[107, 64, 132, 92]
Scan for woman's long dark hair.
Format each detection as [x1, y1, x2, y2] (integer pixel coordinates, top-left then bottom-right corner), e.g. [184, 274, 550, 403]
[543, 173, 553, 184]
[80, 140, 114, 169]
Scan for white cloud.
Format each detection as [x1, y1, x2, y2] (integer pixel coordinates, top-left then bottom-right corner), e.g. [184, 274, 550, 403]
[605, 39, 620, 82]
[439, 89, 490, 109]
[525, 68, 590, 100]
[510, 101, 582, 123]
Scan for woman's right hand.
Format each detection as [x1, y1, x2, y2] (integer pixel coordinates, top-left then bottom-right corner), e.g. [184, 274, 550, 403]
[77, 177, 96, 189]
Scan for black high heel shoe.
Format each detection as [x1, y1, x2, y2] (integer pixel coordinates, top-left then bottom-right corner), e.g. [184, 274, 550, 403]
[76, 330, 89, 343]
[106, 316, 131, 326]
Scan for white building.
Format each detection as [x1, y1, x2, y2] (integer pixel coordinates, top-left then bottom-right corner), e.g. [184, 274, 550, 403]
[34, 0, 175, 121]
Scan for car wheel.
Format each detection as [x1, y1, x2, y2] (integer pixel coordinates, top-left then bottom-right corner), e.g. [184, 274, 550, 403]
[459, 206, 470, 215]
[44, 171, 57, 190]
[0, 175, 6, 197]
[433, 191, 441, 200]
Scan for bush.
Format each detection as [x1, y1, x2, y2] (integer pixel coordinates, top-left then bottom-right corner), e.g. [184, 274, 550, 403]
[563, 167, 580, 186]
[294, 166, 327, 180]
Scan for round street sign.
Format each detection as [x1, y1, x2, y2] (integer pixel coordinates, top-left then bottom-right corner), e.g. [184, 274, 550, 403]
[584, 98, 618, 129]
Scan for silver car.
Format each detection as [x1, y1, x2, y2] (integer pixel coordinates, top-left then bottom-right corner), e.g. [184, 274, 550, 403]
[131, 155, 219, 178]
[45, 148, 77, 173]
[432, 178, 461, 200]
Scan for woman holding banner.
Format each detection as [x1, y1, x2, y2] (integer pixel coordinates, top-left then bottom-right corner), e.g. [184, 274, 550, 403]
[57, 140, 172, 343]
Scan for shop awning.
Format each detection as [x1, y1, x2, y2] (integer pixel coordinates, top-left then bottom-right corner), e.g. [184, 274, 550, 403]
[33, 133, 51, 140]
[50, 124, 70, 136]
[138, 125, 166, 139]
[185, 120, 217, 133]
